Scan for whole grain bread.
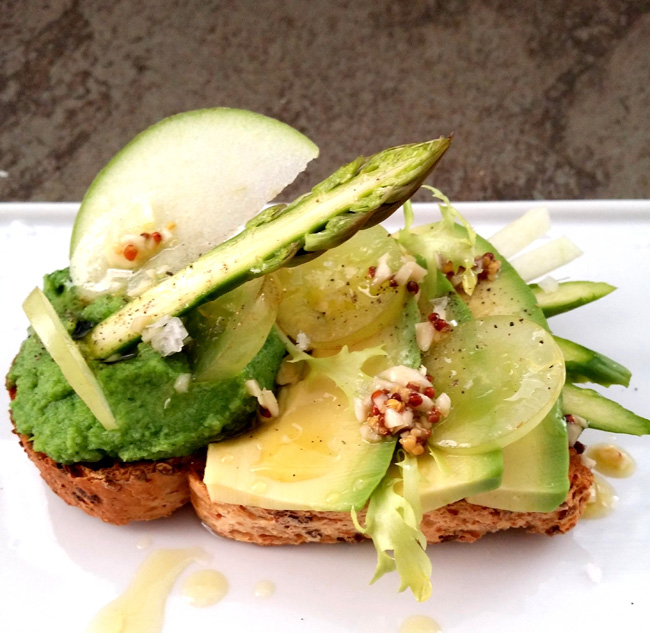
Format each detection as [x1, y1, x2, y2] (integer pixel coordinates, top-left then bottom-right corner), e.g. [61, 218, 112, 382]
[188, 450, 593, 545]
[14, 428, 192, 525]
[9, 385, 593, 534]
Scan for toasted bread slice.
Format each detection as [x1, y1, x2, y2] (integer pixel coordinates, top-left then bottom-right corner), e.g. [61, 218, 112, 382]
[14, 427, 192, 525]
[9, 383, 592, 533]
[8, 380, 192, 525]
[188, 450, 593, 545]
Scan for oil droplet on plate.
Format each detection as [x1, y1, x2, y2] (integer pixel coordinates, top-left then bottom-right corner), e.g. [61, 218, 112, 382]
[136, 536, 152, 550]
[586, 443, 636, 478]
[583, 473, 618, 519]
[87, 547, 206, 633]
[399, 614, 441, 633]
[182, 569, 229, 607]
[254, 580, 275, 598]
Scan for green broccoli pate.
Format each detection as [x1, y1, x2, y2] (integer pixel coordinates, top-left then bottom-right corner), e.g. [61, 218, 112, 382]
[7, 269, 285, 464]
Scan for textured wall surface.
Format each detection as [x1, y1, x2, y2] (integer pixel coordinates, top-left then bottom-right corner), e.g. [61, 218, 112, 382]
[2, 0, 649, 202]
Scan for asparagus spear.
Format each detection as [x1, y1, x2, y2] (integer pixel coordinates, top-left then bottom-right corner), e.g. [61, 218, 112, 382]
[84, 137, 452, 359]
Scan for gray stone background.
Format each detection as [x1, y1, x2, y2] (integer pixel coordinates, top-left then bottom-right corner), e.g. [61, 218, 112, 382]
[2, 0, 649, 202]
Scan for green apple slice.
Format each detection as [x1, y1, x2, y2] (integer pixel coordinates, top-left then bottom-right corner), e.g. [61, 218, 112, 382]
[22, 287, 117, 430]
[70, 108, 318, 298]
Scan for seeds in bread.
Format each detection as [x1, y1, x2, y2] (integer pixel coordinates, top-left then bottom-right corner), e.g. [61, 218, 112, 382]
[187, 450, 594, 545]
[14, 426, 192, 525]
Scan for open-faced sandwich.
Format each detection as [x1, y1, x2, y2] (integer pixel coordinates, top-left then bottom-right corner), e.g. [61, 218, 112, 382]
[7, 108, 649, 601]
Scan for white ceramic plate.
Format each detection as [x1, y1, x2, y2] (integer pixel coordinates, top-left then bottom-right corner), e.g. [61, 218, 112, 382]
[1, 201, 649, 633]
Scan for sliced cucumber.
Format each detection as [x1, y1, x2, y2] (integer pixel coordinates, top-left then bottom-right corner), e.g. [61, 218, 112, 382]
[531, 280, 615, 317]
[554, 336, 631, 387]
[22, 288, 117, 431]
[350, 296, 421, 372]
[425, 316, 565, 454]
[70, 108, 319, 298]
[275, 225, 406, 349]
[467, 402, 569, 512]
[187, 276, 280, 381]
[562, 383, 650, 436]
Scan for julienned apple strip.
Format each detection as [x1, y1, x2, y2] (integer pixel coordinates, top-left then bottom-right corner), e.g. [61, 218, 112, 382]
[83, 138, 451, 360]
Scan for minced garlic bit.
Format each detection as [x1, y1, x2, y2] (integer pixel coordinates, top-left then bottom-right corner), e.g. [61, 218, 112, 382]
[107, 226, 174, 270]
[393, 259, 427, 286]
[415, 311, 453, 352]
[245, 379, 280, 418]
[581, 454, 597, 471]
[565, 413, 588, 446]
[370, 253, 427, 293]
[442, 252, 501, 290]
[141, 315, 189, 356]
[372, 253, 393, 285]
[173, 373, 192, 393]
[356, 365, 450, 456]
[537, 275, 560, 293]
[296, 331, 311, 351]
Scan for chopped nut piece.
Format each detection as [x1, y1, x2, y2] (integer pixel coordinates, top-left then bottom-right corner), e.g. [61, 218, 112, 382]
[359, 365, 451, 455]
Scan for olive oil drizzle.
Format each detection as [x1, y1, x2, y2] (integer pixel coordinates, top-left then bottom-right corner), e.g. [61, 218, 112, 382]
[585, 443, 636, 478]
[399, 614, 442, 633]
[182, 569, 229, 607]
[583, 473, 618, 520]
[87, 548, 205, 633]
[253, 580, 276, 598]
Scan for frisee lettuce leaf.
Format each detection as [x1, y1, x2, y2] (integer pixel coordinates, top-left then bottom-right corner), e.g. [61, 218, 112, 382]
[399, 186, 478, 297]
[274, 326, 385, 405]
[353, 451, 432, 602]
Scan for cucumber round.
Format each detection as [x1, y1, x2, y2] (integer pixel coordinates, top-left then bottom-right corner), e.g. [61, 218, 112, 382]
[70, 108, 318, 298]
[425, 315, 565, 454]
[275, 225, 407, 349]
[188, 276, 280, 382]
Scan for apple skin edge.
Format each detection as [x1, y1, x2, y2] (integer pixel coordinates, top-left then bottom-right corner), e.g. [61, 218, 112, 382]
[83, 137, 452, 360]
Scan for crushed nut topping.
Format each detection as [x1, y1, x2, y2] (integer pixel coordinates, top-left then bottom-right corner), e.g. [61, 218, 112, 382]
[356, 366, 450, 456]
[108, 225, 175, 270]
[415, 311, 453, 352]
[442, 252, 502, 290]
[370, 253, 428, 291]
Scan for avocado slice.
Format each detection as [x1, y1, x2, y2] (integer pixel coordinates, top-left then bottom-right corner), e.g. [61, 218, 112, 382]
[415, 448, 504, 512]
[203, 297, 421, 512]
[204, 374, 397, 511]
[444, 229, 570, 511]
[466, 403, 569, 512]
[462, 231, 547, 327]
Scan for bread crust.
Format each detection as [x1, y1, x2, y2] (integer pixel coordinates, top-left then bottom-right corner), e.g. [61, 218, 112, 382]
[14, 427, 192, 525]
[188, 450, 593, 545]
[8, 385, 593, 535]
